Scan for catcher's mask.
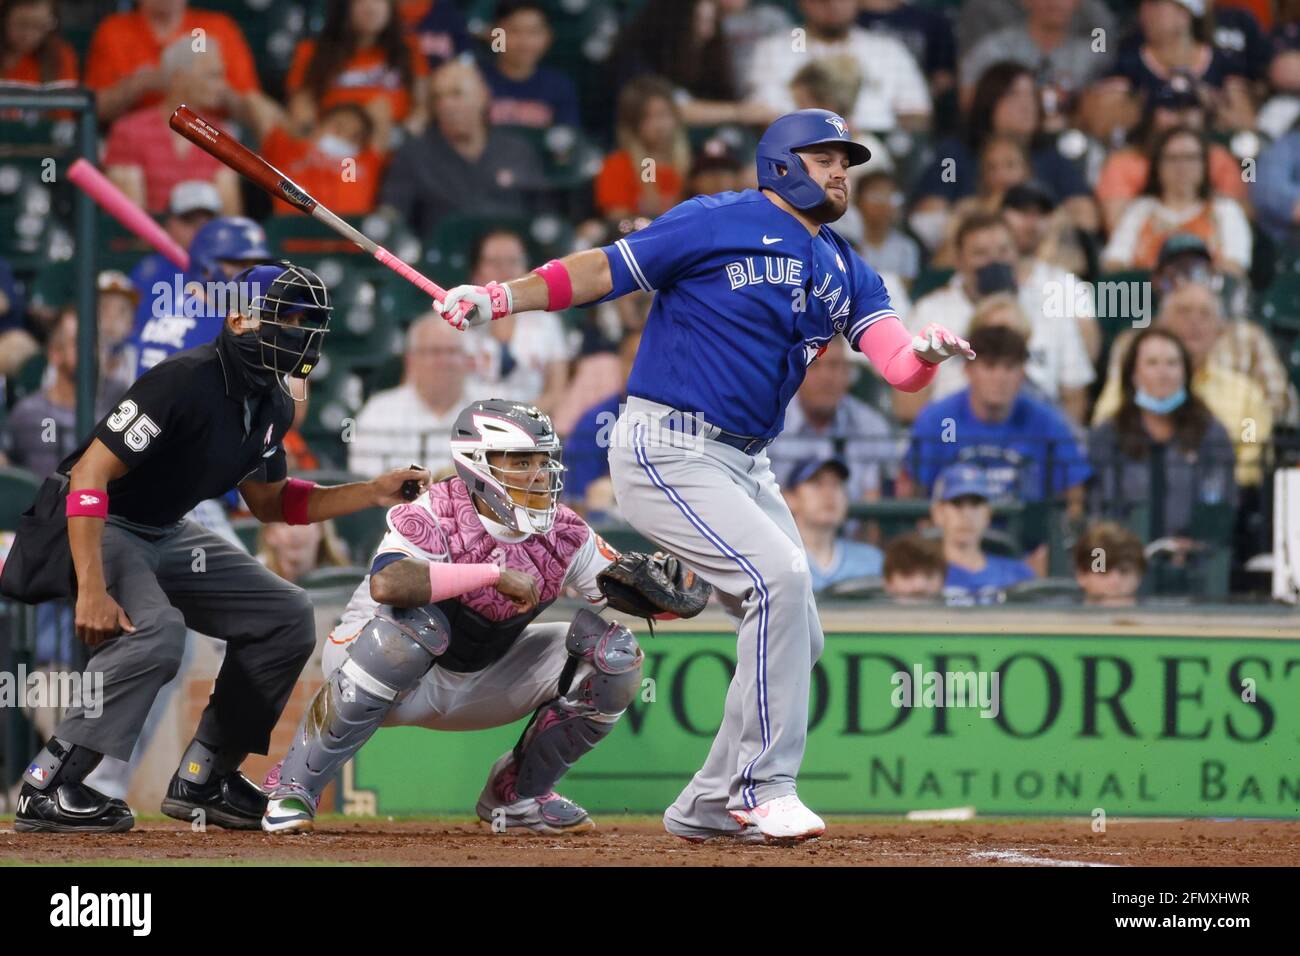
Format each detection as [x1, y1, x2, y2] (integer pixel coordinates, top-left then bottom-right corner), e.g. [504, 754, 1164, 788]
[231, 261, 332, 399]
[450, 399, 565, 535]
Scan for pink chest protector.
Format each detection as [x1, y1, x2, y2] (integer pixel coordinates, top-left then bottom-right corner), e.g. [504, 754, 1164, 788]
[386, 478, 589, 621]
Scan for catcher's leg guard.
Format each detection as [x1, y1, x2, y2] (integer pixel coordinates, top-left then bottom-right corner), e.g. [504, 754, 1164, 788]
[263, 607, 448, 833]
[477, 610, 643, 833]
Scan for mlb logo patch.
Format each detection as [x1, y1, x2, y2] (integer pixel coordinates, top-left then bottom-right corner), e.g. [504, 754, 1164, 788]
[27, 764, 46, 782]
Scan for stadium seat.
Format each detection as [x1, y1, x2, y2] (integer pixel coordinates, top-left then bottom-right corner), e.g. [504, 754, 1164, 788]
[1003, 578, 1083, 604]
[0, 465, 41, 531]
[909, 267, 953, 301]
[1255, 275, 1300, 337]
[588, 522, 655, 555]
[230, 516, 261, 555]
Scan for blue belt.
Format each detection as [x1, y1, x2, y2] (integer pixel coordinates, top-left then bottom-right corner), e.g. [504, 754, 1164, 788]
[655, 410, 774, 455]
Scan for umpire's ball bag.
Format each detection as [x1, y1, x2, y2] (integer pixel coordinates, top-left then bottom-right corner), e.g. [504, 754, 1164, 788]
[0, 474, 76, 604]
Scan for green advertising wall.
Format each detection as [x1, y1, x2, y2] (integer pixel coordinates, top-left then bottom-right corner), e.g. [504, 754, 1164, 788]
[351, 631, 1300, 818]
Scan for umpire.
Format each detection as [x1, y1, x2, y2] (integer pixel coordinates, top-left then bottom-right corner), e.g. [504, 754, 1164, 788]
[1, 261, 429, 833]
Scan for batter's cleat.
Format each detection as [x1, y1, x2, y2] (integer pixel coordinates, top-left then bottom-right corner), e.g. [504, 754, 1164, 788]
[664, 820, 766, 844]
[262, 791, 316, 834]
[161, 770, 268, 830]
[475, 753, 596, 835]
[730, 794, 826, 843]
[13, 782, 134, 834]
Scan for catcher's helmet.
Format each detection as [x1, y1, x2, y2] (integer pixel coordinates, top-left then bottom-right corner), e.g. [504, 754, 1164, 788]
[188, 216, 271, 283]
[230, 261, 332, 387]
[450, 399, 565, 535]
[755, 109, 872, 211]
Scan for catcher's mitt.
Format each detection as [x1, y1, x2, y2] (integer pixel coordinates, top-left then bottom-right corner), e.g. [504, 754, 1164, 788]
[597, 551, 711, 621]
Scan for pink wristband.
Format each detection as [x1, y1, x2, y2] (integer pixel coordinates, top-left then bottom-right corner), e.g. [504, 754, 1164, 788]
[427, 561, 501, 602]
[532, 259, 573, 311]
[66, 489, 109, 519]
[857, 316, 939, 393]
[281, 478, 317, 526]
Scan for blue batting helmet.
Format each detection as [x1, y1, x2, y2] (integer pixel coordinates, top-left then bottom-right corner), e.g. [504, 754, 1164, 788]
[755, 109, 872, 211]
[188, 216, 271, 284]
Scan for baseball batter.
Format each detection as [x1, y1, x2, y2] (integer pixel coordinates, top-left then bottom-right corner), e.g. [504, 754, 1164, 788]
[436, 110, 973, 843]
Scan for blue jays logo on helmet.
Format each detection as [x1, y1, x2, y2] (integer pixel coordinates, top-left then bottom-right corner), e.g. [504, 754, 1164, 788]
[755, 109, 872, 211]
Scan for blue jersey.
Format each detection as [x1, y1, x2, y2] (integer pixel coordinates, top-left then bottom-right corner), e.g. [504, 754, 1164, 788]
[600, 189, 897, 439]
[128, 269, 226, 380]
[944, 556, 1035, 606]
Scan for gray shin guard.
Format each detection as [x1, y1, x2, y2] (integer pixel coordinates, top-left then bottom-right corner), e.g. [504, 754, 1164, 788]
[513, 610, 643, 799]
[274, 607, 449, 804]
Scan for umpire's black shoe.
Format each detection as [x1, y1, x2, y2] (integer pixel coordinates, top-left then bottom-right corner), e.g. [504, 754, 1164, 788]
[161, 771, 268, 830]
[13, 782, 134, 833]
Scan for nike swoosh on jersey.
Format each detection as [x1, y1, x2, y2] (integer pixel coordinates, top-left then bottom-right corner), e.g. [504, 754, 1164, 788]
[761, 235, 782, 245]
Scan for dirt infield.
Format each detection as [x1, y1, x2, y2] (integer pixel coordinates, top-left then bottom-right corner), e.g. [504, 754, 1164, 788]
[2, 817, 1298, 866]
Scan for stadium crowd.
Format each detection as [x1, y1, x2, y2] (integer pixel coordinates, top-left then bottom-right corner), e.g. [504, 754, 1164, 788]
[1, 0, 1298, 611]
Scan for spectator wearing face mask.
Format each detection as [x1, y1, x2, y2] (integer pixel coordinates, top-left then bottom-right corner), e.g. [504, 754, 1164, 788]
[783, 457, 884, 592]
[896, 210, 1095, 424]
[260, 103, 387, 215]
[1090, 281, 1274, 486]
[1097, 235, 1298, 426]
[1088, 327, 1236, 543]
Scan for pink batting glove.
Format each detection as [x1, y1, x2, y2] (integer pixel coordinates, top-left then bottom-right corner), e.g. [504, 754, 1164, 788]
[437, 281, 513, 331]
[912, 322, 976, 364]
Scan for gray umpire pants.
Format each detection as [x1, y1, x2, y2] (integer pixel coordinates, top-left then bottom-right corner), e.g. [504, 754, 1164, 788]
[55, 517, 316, 762]
[608, 398, 825, 831]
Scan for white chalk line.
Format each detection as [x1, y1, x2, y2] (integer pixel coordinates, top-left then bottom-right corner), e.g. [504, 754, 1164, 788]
[971, 849, 1121, 867]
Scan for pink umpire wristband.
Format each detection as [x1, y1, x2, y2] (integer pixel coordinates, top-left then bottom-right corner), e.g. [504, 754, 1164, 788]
[533, 259, 573, 311]
[66, 489, 109, 519]
[427, 562, 501, 602]
[281, 478, 317, 526]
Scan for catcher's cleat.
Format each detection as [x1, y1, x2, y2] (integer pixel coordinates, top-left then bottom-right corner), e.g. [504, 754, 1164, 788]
[729, 794, 825, 843]
[262, 792, 316, 834]
[475, 753, 595, 835]
[161, 770, 267, 830]
[13, 781, 134, 834]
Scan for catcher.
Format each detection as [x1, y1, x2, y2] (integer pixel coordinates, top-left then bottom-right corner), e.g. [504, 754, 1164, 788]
[262, 398, 709, 834]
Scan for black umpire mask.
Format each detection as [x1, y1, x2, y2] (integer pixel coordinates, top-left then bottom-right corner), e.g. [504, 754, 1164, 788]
[218, 322, 278, 393]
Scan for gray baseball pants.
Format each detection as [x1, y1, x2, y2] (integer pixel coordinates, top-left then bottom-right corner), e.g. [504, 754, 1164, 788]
[608, 398, 825, 832]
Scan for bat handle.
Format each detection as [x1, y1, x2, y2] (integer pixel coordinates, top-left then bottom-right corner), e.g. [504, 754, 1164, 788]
[373, 246, 473, 320]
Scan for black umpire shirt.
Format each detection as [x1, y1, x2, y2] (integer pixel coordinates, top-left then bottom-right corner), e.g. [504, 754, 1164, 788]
[57, 333, 295, 528]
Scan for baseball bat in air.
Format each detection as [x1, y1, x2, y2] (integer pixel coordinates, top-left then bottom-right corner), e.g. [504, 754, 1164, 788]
[67, 159, 189, 270]
[167, 104, 467, 317]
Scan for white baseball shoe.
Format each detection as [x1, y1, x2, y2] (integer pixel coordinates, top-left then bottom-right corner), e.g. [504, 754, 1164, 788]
[262, 793, 315, 834]
[730, 794, 825, 842]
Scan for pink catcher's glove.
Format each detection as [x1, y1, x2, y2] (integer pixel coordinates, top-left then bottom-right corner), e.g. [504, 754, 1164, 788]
[911, 322, 976, 364]
[438, 281, 513, 331]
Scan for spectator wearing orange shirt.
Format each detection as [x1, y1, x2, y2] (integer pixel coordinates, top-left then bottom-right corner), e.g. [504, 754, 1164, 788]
[104, 37, 242, 215]
[1096, 76, 1249, 234]
[261, 104, 386, 216]
[85, 0, 260, 125]
[286, 0, 429, 153]
[0, 0, 77, 84]
[594, 75, 688, 220]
